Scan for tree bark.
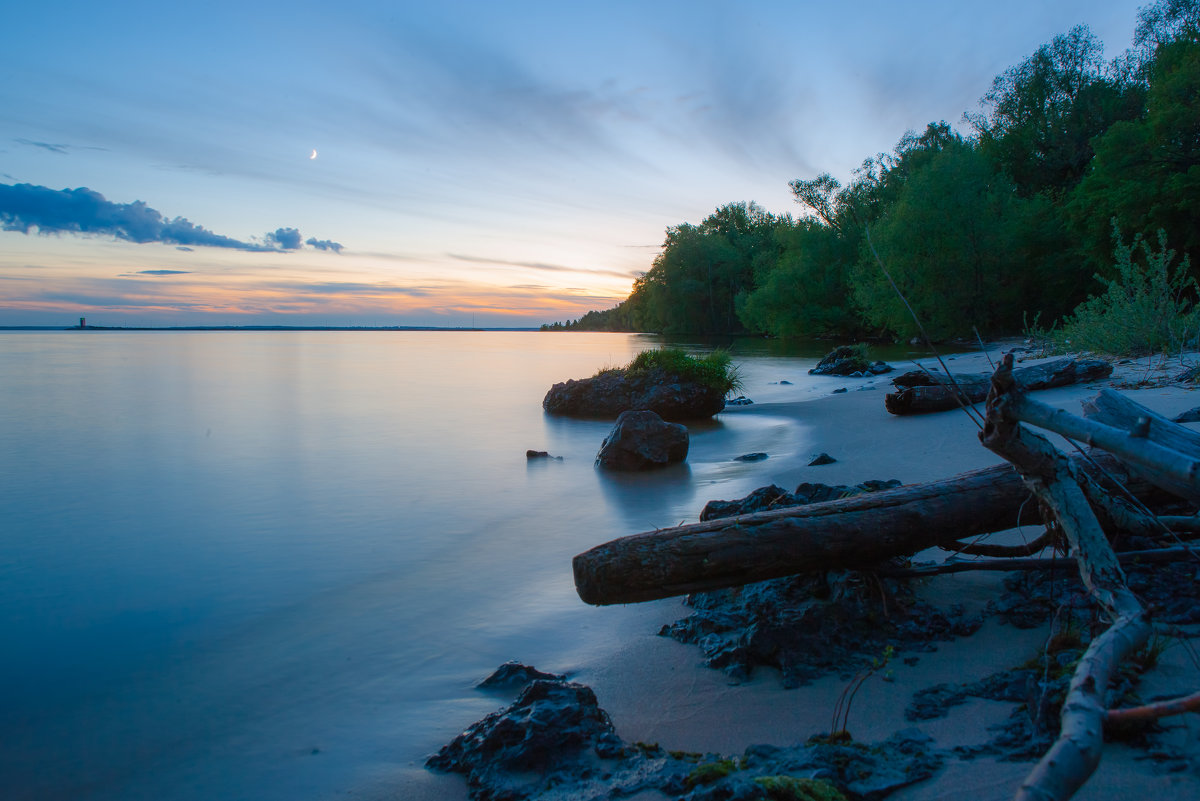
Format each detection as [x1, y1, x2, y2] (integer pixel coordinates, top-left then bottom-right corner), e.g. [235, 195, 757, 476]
[573, 453, 1140, 606]
[885, 358, 1113, 416]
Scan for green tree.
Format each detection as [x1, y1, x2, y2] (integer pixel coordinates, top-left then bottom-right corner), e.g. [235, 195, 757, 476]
[1069, 35, 1200, 269]
[852, 138, 1068, 339]
[736, 220, 861, 337]
[974, 25, 1144, 196]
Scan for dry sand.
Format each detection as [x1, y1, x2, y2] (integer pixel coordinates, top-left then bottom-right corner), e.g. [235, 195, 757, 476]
[571, 344, 1200, 800]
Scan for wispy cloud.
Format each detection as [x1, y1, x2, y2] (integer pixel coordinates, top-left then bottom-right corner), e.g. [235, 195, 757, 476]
[0, 183, 345, 254]
[15, 138, 70, 154]
[306, 237, 344, 253]
[447, 252, 636, 279]
[135, 269, 191, 276]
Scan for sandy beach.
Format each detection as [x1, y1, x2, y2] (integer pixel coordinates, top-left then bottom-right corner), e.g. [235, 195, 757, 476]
[426, 343, 1200, 800]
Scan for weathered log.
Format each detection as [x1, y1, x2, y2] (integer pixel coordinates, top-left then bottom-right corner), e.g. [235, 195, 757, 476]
[980, 354, 1150, 801]
[572, 453, 1140, 606]
[885, 358, 1113, 416]
[1009, 389, 1200, 503]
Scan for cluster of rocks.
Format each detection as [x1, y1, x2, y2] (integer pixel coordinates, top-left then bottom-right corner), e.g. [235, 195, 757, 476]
[428, 663, 941, 801]
[809, 346, 894, 378]
[663, 480, 980, 689]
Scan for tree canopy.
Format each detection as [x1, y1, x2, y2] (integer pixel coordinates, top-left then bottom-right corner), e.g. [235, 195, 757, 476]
[547, 1, 1200, 344]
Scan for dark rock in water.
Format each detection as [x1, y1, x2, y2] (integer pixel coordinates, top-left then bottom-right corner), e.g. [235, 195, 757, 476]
[543, 367, 725, 420]
[595, 410, 688, 471]
[808, 452, 836, 466]
[779, 379, 793, 385]
[1173, 406, 1200, 423]
[726, 395, 754, 406]
[832, 387, 848, 394]
[429, 672, 941, 801]
[477, 661, 565, 691]
[734, 452, 768, 462]
[525, 450, 562, 460]
[809, 346, 894, 378]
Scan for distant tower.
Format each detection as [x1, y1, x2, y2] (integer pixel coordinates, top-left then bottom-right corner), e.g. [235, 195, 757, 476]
[80, 317, 86, 329]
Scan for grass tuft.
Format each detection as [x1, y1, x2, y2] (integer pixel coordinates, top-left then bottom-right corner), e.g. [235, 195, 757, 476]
[599, 347, 742, 395]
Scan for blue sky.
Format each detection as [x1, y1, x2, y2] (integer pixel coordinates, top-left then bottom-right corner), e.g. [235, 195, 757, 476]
[0, 0, 1149, 327]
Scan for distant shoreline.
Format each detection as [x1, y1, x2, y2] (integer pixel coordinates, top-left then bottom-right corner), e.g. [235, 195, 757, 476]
[0, 325, 542, 332]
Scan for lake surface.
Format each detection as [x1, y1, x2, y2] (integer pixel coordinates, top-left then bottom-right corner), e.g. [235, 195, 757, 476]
[0, 330, 883, 800]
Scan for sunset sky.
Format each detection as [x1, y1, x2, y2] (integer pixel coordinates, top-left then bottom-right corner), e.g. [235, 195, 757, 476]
[1, 0, 1149, 328]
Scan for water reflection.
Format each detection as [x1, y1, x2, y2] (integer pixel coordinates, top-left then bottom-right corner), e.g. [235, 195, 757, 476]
[595, 461, 697, 531]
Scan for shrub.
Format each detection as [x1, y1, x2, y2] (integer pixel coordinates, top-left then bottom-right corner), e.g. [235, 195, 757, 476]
[1050, 223, 1199, 356]
[618, 347, 742, 394]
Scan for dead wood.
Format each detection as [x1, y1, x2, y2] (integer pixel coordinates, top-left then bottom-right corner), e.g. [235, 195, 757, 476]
[980, 354, 1151, 801]
[572, 452, 1146, 606]
[885, 358, 1113, 416]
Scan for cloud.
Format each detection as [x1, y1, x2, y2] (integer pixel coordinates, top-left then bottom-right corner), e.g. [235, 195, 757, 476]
[136, 270, 191, 275]
[0, 183, 305, 252]
[15, 138, 69, 154]
[447, 252, 636, 279]
[305, 237, 344, 253]
[176, 246, 194, 252]
[266, 227, 303, 250]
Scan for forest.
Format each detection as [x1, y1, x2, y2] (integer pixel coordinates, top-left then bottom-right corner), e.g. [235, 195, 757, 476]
[544, 1, 1200, 344]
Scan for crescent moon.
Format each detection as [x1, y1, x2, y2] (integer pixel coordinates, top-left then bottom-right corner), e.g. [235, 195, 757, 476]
[310, 149, 318, 160]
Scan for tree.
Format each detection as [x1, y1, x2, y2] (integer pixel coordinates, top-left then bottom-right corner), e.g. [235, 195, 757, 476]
[1069, 36, 1200, 269]
[974, 25, 1144, 197]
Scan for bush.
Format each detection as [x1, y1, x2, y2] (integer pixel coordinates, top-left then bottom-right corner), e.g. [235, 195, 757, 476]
[1049, 223, 1199, 356]
[619, 347, 742, 394]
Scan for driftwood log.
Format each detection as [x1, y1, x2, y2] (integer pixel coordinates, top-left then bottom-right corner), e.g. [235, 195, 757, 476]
[884, 357, 1113, 416]
[573, 452, 1145, 606]
[980, 354, 1152, 801]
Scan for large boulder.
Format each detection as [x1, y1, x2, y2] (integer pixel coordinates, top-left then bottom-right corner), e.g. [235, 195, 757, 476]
[543, 367, 725, 420]
[595, 410, 688, 470]
[809, 345, 892, 377]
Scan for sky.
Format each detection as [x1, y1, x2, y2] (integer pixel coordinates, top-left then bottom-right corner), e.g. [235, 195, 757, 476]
[0, 0, 1153, 328]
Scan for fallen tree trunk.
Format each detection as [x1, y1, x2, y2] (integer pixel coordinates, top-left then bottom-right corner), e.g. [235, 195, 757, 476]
[980, 354, 1151, 801]
[573, 452, 1142, 606]
[885, 358, 1113, 416]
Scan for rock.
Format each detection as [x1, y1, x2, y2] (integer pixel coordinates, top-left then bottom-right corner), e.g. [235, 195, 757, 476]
[700, 484, 796, 520]
[700, 479, 901, 521]
[477, 661, 565, 691]
[430, 673, 941, 801]
[595, 410, 689, 470]
[1173, 406, 1200, 423]
[810, 346, 893, 378]
[832, 387, 848, 394]
[808, 452, 836, 466]
[543, 368, 725, 420]
[427, 679, 627, 797]
[734, 452, 768, 462]
[779, 379, 793, 385]
[726, 395, 754, 406]
[525, 450, 562, 460]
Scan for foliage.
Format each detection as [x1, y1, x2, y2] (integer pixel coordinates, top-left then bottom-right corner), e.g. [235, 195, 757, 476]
[543, 1, 1200, 350]
[829, 645, 894, 739]
[618, 347, 742, 394]
[1067, 36, 1200, 269]
[685, 757, 739, 788]
[753, 775, 848, 801]
[1049, 223, 1200, 356]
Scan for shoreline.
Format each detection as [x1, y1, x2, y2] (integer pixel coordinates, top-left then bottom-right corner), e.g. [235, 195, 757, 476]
[426, 343, 1200, 800]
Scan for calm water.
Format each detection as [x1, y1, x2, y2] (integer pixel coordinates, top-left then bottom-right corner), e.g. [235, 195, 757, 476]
[0, 330, 868, 800]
